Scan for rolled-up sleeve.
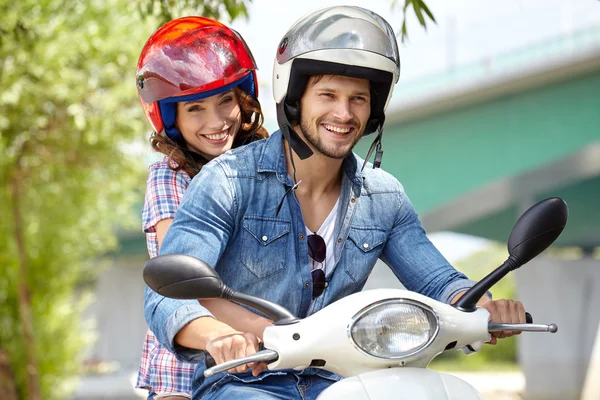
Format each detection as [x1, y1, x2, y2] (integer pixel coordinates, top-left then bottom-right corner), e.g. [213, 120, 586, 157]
[144, 160, 236, 361]
[380, 187, 483, 304]
[144, 287, 212, 362]
[142, 161, 190, 233]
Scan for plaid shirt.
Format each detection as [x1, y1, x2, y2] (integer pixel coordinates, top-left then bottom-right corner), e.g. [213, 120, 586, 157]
[136, 158, 195, 398]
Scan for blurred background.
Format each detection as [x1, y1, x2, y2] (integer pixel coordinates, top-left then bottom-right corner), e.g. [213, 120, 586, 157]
[1, 0, 599, 399]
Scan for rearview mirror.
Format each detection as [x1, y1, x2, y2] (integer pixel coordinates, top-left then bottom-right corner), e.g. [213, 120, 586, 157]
[508, 197, 568, 265]
[143, 254, 226, 299]
[143, 254, 299, 325]
[454, 197, 568, 312]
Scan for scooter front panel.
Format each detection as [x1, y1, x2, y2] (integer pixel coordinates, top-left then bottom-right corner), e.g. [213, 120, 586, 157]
[316, 368, 483, 400]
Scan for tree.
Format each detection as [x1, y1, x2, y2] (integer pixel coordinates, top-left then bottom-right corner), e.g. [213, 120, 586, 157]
[0, 0, 154, 398]
[0, 1, 434, 398]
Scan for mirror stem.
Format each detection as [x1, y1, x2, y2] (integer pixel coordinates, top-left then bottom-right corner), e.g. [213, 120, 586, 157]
[454, 255, 520, 312]
[224, 289, 300, 325]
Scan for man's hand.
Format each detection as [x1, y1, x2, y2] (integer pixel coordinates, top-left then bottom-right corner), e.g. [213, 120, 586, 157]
[206, 331, 267, 376]
[480, 299, 526, 345]
[174, 317, 268, 376]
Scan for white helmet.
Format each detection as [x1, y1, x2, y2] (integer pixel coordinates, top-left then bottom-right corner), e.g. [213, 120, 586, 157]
[272, 6, 400, 161]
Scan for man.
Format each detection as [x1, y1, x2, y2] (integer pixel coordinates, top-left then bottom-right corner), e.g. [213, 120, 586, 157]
[145, 6, 526, 399]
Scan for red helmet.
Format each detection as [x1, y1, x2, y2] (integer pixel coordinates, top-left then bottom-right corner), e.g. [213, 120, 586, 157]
[136, 16, 259, 136]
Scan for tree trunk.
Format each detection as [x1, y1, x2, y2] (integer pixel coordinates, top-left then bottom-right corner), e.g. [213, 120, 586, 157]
[10, 176, 42, 400]
[0, 348, 19, 400]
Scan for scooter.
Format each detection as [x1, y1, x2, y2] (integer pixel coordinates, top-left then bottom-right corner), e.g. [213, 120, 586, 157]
[144, 197, 567, 399]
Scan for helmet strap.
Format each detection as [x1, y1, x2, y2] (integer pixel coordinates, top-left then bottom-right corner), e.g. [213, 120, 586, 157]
[276, 101, 314, 160]
[361, 123, 385, 171]
[275, 139, 303, 216]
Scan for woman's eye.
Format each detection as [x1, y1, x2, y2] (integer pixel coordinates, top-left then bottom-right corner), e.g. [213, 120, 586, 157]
[221, 96, 233, 105]
[188, 106, 203, 112]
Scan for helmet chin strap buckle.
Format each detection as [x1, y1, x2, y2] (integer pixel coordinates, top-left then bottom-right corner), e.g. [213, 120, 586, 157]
[373, 139, 383, 169]
[361, 125, 384, 171]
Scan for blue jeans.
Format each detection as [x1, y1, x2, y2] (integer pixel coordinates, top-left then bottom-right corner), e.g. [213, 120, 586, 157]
[193, 369, 336, 400]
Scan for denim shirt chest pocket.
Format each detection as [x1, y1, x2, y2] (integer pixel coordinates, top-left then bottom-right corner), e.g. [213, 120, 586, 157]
[241, 216, 291, 279]
[344, 227, 387, 283]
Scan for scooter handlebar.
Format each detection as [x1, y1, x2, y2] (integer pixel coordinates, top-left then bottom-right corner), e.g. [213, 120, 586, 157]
[488, 322, 558, 333]
[203, 349, 279, 378]
[487, 311, 557, 333]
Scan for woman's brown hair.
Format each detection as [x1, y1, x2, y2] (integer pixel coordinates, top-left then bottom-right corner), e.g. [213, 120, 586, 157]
[149, 86, 269, 177]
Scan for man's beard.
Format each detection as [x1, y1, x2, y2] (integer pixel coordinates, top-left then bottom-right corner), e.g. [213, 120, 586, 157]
[299, 117, 362, 160]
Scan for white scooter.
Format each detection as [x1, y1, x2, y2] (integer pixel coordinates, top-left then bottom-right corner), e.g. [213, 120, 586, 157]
[144, 197, 567, 399]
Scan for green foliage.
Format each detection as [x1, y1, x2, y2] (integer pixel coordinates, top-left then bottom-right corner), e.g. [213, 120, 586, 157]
[137, 0, 251, 23]
[430, 243, 519, 371]
[392, 0, 437, 42]
[0, 0, 154, 397]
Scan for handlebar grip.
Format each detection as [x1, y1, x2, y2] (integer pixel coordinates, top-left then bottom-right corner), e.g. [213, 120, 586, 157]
[205, 342, 265, 369]
[526, 312, 533, 324]
[205, 354, 216, 369]
[204, 349, 279, 378]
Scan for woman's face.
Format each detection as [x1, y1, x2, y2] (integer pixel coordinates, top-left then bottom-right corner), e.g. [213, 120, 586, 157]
[176, 90, 242, 159]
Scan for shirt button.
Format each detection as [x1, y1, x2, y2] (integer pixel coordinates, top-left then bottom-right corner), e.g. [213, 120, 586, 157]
[363, 243, 369, 249]
[337, 238, 343, 243]
[299, 234, 305, 240]
[351, 197, 356, 203]
[262, 235, 268, 242]
[304, 281, 310, 288]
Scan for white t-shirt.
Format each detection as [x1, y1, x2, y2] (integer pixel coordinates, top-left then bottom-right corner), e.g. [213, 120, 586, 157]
[305, 198, 339, 276]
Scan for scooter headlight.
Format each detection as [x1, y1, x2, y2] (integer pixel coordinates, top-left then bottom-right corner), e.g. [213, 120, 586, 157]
[349, 299, 439, 359]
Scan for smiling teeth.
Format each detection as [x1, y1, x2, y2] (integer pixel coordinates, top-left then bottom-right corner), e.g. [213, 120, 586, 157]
[324, 124, 350, 134]
[205, 131, 228, 140]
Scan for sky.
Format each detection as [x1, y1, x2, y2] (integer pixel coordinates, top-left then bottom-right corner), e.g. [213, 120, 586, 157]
[231, 0, 600, 132]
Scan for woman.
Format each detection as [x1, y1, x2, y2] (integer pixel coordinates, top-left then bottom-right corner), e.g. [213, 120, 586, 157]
[135, 16, 268, 399]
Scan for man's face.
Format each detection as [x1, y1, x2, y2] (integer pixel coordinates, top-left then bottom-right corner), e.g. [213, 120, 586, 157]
[297, 75, 371, 159]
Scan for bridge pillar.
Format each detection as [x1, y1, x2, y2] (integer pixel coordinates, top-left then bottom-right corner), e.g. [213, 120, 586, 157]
[515, 254, 600, 400]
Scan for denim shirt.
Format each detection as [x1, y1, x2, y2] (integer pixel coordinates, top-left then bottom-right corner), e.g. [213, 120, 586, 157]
[145, 130, 477, 364]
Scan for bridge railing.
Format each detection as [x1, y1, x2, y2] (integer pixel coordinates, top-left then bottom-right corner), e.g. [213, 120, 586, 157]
[391, 24, 600, 106]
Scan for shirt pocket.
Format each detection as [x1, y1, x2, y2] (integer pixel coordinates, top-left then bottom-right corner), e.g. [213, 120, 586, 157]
[241, 216, 291, 279]
[344, 227, 387, 284]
